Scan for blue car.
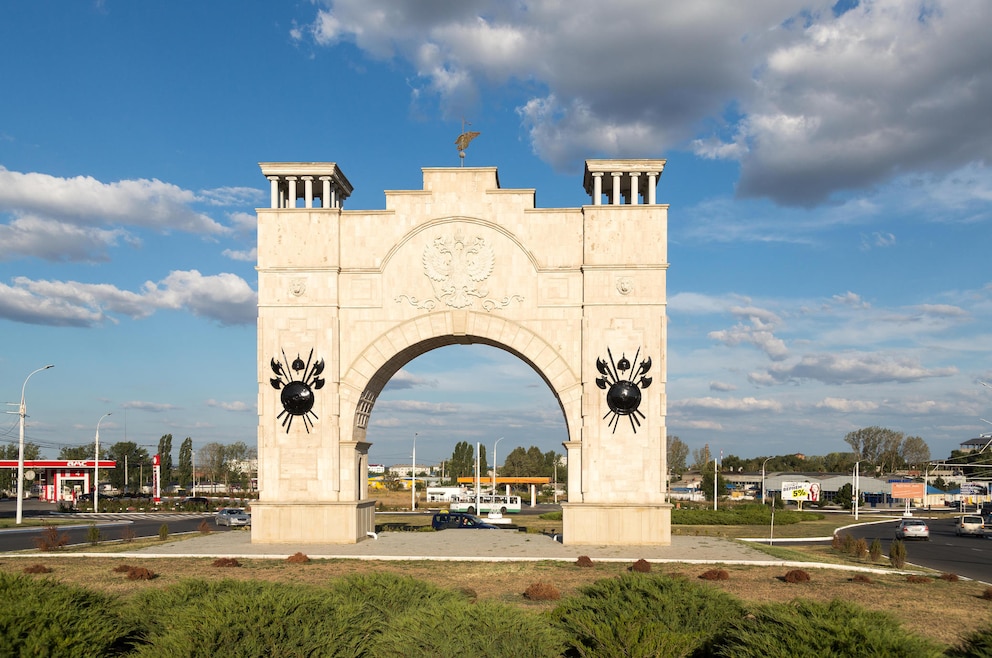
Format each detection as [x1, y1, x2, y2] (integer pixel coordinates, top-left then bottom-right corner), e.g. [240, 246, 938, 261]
[431, 512, 499, 530]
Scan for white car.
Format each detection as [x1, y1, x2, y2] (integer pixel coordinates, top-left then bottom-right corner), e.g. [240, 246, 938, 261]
[954, 515, 985, 537]
[215, 507, 251, 527]
[895, 518, 929, 541]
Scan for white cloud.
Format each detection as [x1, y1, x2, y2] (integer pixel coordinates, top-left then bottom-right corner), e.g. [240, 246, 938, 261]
[301, 1, 992, 206]
[222, 247, 257, 262]
[761, 352, 958, 385]
[673, 396, 784, 413]
[123, 401, 179, 412]
[0, 270, 256, 327]
[206, 399, 252, 412]
[815, 397, 879, 413]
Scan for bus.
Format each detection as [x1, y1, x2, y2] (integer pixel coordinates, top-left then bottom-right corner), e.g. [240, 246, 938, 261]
[448, 494, 521, 515]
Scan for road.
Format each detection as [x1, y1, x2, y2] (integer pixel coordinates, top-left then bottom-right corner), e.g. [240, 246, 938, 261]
[844, 516, 992, 583]
[0, 498, 233, 552]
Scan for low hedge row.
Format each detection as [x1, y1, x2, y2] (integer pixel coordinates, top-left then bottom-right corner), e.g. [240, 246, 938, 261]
[1, 570, 980, 656]
[672, 503, 821, 526]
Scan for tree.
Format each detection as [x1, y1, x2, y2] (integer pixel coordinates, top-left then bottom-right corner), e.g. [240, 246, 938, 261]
[446, 441, 476, 485]
[844, 426, 905, 473]
[104, 441, 150, 492]
[667, 435, 689, 475]
[901, 436, 930, 469]
[932, 476, 947, 492]
[59, 444, 94, 460]
[198, 442, 228, 484]
[178, 437, 193, 492]
[834, 482, 854, 509]
[699, 462, 727, 501]
[0, 442, 41, 494]
[157, 434, 174, 486]
[691, 444, 711, 472]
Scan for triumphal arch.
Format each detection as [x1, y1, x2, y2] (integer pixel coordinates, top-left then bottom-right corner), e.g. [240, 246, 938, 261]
[253, 159, 671, 546]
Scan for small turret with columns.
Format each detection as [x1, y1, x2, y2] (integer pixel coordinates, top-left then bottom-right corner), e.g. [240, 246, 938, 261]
[259, 162, 353, 209]
[583, 159, 666, 205]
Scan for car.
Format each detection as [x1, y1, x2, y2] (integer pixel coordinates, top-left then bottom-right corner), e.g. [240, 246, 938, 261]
[895, 518, 930, 541]
[431, 512, 500, 530]
[215, 507, 251, 527]
[955, 515, 985, 537]
[175, 496, 211, 510]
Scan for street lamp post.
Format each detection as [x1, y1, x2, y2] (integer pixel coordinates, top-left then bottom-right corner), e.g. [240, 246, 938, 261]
[94, 412, 112, 513]
[761, 457, 773, 506]
[411, 432, 418, 511]
[16, 364, 54, 525]
[491, 437, 504, 495]
[490, 437, 504, 518]
[853, 461, 861, 521]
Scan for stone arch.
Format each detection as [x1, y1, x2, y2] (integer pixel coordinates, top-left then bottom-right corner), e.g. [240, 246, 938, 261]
[340, 310, 582, 445]
[255, 160, 672, 547]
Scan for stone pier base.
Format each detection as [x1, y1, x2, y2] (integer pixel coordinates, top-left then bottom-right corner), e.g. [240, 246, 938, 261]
[250, 500, 376, 544]
[562, 502, 672, 546]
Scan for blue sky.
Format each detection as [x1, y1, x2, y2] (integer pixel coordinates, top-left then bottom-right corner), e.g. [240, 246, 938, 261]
[2, 1, 991, 468]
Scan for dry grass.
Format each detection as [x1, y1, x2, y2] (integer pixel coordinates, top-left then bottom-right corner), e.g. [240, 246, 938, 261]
[3, 556, 992, 646]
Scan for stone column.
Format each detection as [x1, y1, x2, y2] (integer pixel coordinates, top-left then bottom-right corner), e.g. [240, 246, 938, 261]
[320, 176, 332, 209]
[629, 173, 640, 205]
[611, 172, 622, 205]
[592, 172, 603, 205]
[302, 176, 314, 209]
[286, 177, 297, 209]
[647, 172, 658, 204]
[267, 176, 280, 209]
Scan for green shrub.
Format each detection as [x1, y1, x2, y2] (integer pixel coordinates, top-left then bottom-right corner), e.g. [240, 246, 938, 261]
[158, 523, 169, 541]
[890, 539, 907, 568]
[707, 599, 941, 657]
[947, 625, 992, 657]
[0, 571, 141, 656]
[672, 504, 821, 526]
[87, 523, 102, 545]
[869, 538, 883, 562]
[549, 573, 744, 657]
[539, 511, 563, 521]
[129, 580, 351, 657]
[373, 599, 565, 657]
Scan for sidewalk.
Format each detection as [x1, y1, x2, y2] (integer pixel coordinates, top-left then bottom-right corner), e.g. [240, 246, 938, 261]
[120, 528, 782, 564]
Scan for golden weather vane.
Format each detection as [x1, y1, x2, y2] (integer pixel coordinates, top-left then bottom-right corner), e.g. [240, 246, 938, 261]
[455, 119, 480, 166]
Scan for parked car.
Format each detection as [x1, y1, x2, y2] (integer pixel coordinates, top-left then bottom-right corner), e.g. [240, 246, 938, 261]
[895, 518, 930, 541]
[954, 515, 985, 537]
[431, 512, 499, 530]
[215, 507, 251, 527]
[175, 496, 211, 510]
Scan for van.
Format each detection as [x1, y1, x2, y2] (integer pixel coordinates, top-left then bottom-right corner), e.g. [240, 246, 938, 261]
[955, 515, 985, 536]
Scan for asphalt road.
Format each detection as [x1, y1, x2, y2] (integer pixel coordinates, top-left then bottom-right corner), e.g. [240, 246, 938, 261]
[845, 516, 992, 583]
[0, 499, 225, 552]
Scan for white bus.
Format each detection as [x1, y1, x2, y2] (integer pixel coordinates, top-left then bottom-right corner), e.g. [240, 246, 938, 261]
[449, 494, 521, 515]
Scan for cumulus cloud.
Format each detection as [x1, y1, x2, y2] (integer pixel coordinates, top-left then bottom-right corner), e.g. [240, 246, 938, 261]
[815, 397, 879, 413]
[708, 305, 789, 361]
[382, 369, 439, 391]
[0, 270, 256, 327]
[122, 401, 179, 412]
[760, 352, 957, 385]
[206, 399, 252, 412]
[299, 0, 992, 206]
[673, 396, 783, 413]
[0, 168, 262, 264]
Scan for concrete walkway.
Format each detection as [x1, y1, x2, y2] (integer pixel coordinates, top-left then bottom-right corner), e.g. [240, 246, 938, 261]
[113, 528, 777, 564]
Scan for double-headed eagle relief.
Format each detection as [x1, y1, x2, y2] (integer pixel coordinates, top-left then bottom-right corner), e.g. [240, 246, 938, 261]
[596, 347, 653, 433]
[423, 234, 495, 309]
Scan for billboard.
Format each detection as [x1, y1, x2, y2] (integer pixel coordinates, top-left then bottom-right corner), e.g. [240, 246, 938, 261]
[782, 481, 822, 502]
[890, 482, 924, 499]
